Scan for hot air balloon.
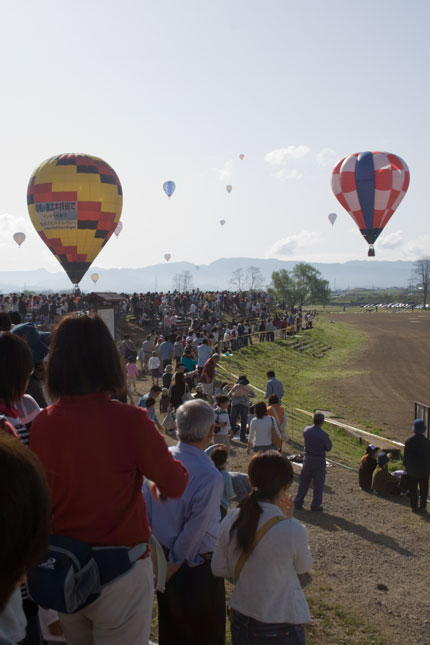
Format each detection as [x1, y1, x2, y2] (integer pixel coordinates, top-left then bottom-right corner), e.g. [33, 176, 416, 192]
[27, 153, 122, 284]
[219, 219, 226, 226]
[114, 221, 123, 237]
[226, 185, 232, 194]
[239, 154, 245, 160]
[163, 181, 176, 199]
[91, 272, 99, 285]
[164, 253, 171, 262]
[331, 151, 409, 257]
[13, 232, 26, 247]
[328, 212, 337, 226]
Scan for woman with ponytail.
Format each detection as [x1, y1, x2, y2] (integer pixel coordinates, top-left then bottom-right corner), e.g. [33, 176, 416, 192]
[212, 451, 312, 644]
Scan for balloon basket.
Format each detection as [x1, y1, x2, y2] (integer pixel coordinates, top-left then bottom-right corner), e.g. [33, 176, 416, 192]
[368, 245, 375, 257]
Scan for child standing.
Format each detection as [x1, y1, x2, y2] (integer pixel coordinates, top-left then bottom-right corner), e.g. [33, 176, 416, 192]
[214, 395, 232, 452]
[126, 356, 139, 394]
[159, 388, 170, 415]
[148, 351, 161, 386]
[210, 445, 234, 518]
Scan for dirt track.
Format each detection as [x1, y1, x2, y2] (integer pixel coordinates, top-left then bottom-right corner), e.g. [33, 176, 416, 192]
[328, 312, 430, 442]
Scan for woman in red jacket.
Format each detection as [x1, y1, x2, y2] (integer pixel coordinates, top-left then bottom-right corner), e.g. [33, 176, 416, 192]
[30, 314, 188, 645]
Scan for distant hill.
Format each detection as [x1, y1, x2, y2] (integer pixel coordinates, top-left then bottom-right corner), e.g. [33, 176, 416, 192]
[0, 258, 415, 293]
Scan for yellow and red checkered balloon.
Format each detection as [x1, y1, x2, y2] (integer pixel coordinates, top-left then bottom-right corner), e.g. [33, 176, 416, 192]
[27, 153, 123, 284]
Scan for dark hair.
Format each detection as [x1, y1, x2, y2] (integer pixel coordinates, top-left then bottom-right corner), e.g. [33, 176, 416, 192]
[211, 445, 228, 469]
[0, 332, 33, 407]
[313, 412, 325, 426]
[173, 372, 186, 387]
[47, 314, 125, 398]
[145, 396, 155, 408]
[267, 370, 275, 378]
[0, 313, 11, 331]
[216, 395, 229, 405]
[268, 394, 279, 405]
[254, 401, 267, 419]
[9, 312, 22, 325]
[0, 434, 50, 611]
[230, 451, 293, 552]
[150, 385, 162, 394]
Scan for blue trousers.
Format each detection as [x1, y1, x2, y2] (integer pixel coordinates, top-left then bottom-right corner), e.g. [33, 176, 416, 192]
[231, 609, 306, 644]
[294, 458, 326, 509]
[231, 404, 249, 441]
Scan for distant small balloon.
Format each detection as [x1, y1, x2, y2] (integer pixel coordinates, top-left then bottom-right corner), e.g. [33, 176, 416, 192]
[219, 219, 226, 226]
[91, 272, 99, 285]
[163, 181, 176, 199]
[114, 221, 123, 237]
[13, 232, 26, 247]
[239, 154, 245, 160]
[226, 185, 232, 194]
[164, 253, 171, 262]
[328, 212, 337, 226]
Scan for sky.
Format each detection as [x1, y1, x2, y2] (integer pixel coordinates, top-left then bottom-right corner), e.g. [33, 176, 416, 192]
[1, 0, 430, 274]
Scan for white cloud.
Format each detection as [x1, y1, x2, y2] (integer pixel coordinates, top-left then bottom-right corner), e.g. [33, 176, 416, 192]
[270, 230, 321, 257]
[274, 168, 303, 181]
[404, 235, 430, 258]
[215, 159, 233, 182]
[264, 146, 311, 166]
[378, 230, 403, 249]
[316, 147, 337, 167]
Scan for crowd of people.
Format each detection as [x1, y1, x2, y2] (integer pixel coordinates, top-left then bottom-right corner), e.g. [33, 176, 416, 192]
[1, 291, 426, 645]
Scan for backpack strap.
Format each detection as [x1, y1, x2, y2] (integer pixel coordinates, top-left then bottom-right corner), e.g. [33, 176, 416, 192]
[233, 515, 285, 583]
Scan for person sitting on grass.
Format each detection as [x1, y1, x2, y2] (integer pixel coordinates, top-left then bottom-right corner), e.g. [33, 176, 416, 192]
[372, 452, 401, 496]
[358, 444, 379, 492]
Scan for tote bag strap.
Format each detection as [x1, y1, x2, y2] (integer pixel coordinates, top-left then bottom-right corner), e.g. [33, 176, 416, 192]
[233, 515, 285, 583]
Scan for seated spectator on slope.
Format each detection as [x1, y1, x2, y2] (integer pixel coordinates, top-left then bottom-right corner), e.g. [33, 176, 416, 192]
[30, 314, 188, 645]
[358, 444, 379, 492]
[372, 452, 400, 496]
[0, 434, 50, 645]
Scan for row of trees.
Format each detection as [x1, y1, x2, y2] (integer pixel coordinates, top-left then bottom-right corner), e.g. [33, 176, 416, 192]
[412, 257, 430, 306]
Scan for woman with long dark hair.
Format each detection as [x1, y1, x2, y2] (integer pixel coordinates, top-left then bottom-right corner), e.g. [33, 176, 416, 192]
[169, 371, 190, 411]
[212, 451, 312, 644]
[30, 313, 188, 645]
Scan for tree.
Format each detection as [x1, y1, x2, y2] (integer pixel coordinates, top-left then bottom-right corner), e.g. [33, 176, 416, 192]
[245, 266, 265, 291]
[270, 263, 331, 308]
[172, 271, 193, 292]
[229, 268, 245, 291]
[412, 256, 430, 306]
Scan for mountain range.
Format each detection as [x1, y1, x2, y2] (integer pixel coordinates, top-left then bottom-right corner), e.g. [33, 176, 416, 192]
[0, 258, 416, 293]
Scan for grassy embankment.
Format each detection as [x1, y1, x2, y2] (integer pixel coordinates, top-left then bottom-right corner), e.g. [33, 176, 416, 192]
[219, 316, 385, 468]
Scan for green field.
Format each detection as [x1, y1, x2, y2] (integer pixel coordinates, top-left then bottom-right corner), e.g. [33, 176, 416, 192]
[219, 317, 398, 468]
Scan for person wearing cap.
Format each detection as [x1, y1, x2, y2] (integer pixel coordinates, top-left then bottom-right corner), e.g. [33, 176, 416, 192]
[294, 412, 332, 512]
[403, 419, 430, 513]
[371, 452, 400, 496]
[358, 444, 380, 492]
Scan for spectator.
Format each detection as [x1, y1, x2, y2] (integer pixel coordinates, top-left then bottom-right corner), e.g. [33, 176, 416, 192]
[372, 452, 400, 496]
[138, 385, 162, 409]
[30, 314, 188, 645]
[265, 370, 284, 401]
[139, 335, 154, 374]
[0, 434, 50, 645]
[267, 393, 287, 446]
[144, 400, 225, 645]
[159, 337, 174, 369]
[294, 412, 332, 512]
[148, 350, 161, 385]
[126, 356, 139, 394]
[162, 364, 173, 389]
[212, 450, 312, 645]
[197, 338, 213, 377]
[247, 401, 281, 454]
[403, 419, 430, 513]
[230, 376, 255, 443]
[169, 372, 191, 411]
[358, 444, 379, 492]
[210, 445, 234, 518]
[200, 353, 220, 399]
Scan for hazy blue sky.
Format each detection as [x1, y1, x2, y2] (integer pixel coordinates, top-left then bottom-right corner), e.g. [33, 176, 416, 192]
[1, 0, 429, 272]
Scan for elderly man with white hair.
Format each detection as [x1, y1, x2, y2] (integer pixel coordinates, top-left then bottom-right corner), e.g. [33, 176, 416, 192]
[144, 400, 225, 645]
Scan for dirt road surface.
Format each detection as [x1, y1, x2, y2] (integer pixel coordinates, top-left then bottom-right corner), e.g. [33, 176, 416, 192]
[329, 312, 430, 442]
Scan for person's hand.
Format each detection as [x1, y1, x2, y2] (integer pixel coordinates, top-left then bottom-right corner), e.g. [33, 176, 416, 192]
[48, 620, 64, 636]
[150, 482, 167, 503]
[279, 493, 294, 518]
[165, 561, 182, 584]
